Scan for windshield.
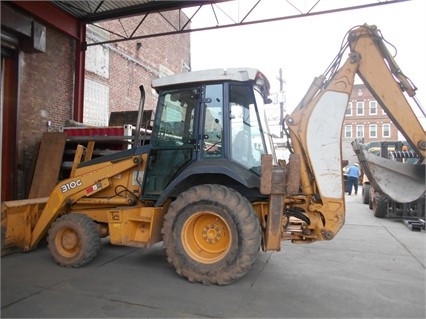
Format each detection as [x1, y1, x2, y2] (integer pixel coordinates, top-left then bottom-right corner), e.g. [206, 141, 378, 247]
[230, 84, 273, 173]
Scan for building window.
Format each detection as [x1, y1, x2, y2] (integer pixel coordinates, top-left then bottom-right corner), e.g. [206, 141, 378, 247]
[369, 101, 377, 115]
[382, 123, 390, 138]
[345, 125, 352, 138]
[84, 79, 109, 126]
[346, 102, 352, 116]
[356, 101, 364, 115]
[369, 124, 377, 138]
[356, 125, 364, 138]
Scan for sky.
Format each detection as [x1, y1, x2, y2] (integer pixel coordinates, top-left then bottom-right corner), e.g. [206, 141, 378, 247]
[187, 0, 426, 123]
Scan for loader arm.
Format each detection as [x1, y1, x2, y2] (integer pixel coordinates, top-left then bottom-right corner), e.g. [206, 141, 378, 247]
[2, 154, 142, 253]
[279, 24, 425, 242]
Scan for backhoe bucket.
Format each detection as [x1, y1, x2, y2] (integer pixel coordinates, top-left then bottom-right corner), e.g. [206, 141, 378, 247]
[1, 197, 48, 256]
[352, 140, 425, 203]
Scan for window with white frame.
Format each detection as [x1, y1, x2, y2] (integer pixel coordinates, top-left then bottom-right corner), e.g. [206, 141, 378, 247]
[382, 123, 390, 137]
[345, 125, 352, 138]
[346, 102, 352, 116]
[356, 101, 364, 115]
[356, 125, 364, 138]
[369, 124, 377, 138]
[369, 101, 377, 115]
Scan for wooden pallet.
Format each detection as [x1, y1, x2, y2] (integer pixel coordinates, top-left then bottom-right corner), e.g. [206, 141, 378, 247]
[28, 132, 67, 198]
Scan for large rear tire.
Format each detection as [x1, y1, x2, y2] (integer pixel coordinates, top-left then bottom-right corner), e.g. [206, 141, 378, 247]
[162, 184, 261, 285]
[47, 213, 101, 267]
[373, 193, 388, 218]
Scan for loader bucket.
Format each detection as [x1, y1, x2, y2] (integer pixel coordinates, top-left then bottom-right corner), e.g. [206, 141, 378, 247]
[1, 197, 48, 256]
[352, 140, 425, 203]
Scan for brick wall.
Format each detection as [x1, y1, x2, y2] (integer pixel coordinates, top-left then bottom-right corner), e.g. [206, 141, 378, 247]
[86, 11, 190, 124]
[19, 27, 75, 135]
[17, 27, 75, 189]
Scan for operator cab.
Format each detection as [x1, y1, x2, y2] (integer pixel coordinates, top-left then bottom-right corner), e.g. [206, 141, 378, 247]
[142, 68, 275, 201]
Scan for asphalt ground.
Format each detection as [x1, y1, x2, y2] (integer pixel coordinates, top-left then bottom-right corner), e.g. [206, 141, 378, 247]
[1, 194, 425, 318]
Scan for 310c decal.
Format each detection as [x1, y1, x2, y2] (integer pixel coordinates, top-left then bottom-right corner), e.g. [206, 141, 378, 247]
[61, 179, 82, 193]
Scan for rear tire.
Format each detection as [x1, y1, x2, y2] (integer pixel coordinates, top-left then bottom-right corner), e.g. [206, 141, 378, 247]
[162, 184, 261, 285]
[362, 184, 371, 204]
[47, 213, 101, 267]
[373, 193, 388, 218]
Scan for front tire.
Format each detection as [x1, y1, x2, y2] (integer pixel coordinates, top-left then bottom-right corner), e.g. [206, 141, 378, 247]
[162, 184, 261, 285]
[47, 213, 101, 267]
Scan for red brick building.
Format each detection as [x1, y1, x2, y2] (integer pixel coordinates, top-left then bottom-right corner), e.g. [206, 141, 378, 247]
[340, 83, 401, 165]
[342, 83, 399, 144]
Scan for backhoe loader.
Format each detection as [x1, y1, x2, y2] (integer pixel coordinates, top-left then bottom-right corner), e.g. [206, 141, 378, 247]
[2, 24, 425, 285]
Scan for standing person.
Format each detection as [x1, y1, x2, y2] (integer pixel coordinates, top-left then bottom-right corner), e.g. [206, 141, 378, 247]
[346, 163, 360, 195]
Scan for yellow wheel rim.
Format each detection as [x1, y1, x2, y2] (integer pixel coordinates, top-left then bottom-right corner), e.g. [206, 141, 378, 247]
[181, 211, 231, 264]
[55, 228, 80, 258]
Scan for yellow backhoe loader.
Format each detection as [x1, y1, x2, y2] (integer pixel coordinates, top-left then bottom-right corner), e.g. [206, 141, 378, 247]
[2, 24, 425, 285]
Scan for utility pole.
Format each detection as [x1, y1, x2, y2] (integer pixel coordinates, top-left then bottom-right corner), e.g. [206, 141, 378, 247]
[278, 68, 285, 138]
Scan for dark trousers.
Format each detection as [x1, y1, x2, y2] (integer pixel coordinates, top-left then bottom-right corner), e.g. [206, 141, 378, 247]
[346, 176, 358, 194]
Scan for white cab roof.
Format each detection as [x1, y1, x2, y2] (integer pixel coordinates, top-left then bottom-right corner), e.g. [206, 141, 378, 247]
[152, 68, 262, 89]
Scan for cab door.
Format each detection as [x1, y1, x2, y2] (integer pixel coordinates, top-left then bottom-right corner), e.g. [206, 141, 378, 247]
[142, 84, 224, 198]
[200, 84, 223, 159]
[142, 87, 198, 197]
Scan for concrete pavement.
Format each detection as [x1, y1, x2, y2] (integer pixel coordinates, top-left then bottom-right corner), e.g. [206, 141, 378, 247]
[1, 194, 425, 318]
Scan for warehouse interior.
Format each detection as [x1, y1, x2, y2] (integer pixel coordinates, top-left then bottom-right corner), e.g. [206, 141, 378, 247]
[1, 0, 407, 201]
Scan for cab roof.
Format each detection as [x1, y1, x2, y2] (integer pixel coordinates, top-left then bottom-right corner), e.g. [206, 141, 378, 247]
[152, 68, 268, 89]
